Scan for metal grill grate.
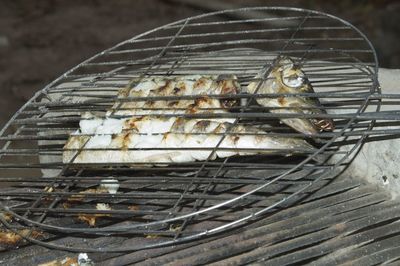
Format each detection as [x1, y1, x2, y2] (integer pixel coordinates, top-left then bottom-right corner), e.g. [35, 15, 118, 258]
[0, 7, 399, 254]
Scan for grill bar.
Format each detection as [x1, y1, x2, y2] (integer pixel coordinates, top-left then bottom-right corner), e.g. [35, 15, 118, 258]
[126, 27, 356, 43]
[28, 91, 384, 109]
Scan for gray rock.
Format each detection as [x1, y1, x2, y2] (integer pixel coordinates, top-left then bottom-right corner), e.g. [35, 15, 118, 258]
[331, 68, 400, 198]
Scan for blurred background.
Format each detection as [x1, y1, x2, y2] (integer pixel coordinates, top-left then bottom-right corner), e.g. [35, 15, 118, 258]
[0, 0, 399, 129]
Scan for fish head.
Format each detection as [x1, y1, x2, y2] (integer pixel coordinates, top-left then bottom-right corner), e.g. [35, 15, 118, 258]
[270, 56, 335, 135]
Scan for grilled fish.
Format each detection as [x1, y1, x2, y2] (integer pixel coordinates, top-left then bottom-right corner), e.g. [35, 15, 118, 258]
[63, 75, 314, 164]
[63, 116, 313, 164]
[108, 75, 240, 117]
[247, 56, 334, 135]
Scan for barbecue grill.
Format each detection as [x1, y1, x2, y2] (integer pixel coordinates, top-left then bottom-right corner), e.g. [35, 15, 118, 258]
[1, 6, 400, 264]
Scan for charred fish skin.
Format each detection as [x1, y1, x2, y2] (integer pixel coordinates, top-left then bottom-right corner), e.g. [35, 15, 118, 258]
[247, 56, 334, 135]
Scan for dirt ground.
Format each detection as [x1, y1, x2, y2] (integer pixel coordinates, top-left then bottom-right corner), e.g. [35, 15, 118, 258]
[0, 0, 399, 129]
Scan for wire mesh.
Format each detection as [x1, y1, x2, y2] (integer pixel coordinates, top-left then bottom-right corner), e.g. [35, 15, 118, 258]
[0, 7, 397, 252]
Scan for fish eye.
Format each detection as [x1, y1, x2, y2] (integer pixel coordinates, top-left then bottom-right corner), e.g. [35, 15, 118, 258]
[282, 73, 303, 88]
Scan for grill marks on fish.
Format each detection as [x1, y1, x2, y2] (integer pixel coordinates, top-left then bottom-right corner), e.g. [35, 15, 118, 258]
[187, 96, 222, 115]
[277, 96, 286, 106]
[193, 77, 209, 90]
[247, 56, 334, 135]
[109, 75, 239, 117]
[217, 78, 240, 108]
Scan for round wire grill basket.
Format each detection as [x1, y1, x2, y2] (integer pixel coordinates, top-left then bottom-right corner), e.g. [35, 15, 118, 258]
[0, 7, 380, 252]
